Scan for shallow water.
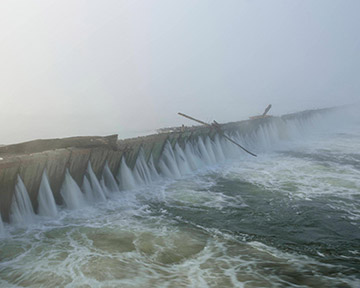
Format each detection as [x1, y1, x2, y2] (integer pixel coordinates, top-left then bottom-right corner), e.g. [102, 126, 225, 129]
[1, 111, 360, 287]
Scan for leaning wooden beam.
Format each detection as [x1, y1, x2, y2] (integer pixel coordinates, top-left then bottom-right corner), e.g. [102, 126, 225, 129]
[262, 104, 272, 117]
[178, 112, 257, 157]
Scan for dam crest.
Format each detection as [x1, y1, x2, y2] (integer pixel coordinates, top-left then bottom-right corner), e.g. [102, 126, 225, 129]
[0, 108, 333, 231]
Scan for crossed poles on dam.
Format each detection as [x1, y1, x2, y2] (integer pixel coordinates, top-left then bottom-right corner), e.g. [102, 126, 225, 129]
[178, 112, 257, 157]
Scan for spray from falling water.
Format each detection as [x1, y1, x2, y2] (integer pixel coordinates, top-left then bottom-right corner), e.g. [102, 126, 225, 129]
[174, 143, 192, 175]
[184, 141, 203, 170]
[212, 135, 226, 161]
[101, 162, 120, 194]
[118, 157, 137, 190]
[60, 169, 86, 209]
[204, 137, 217, 164]
[10, 175, 36, 225]
[198, 137, 214, 165]
[3, 112, 332, 227]
[82, 176, 94, 203]
[158, 141, 182, 178]
[133, 151, 148, 185]
[0, 213, 5, 236]
[37, 171, 58, 217]
[82, 162, 107, 203]
[148, 155, 160, 181]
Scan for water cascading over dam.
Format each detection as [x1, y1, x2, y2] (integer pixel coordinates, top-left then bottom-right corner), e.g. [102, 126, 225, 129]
[0, 108, 333, 232]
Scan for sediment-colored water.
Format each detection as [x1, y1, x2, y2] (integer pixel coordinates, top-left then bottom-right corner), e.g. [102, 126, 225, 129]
[0, 109, 359, 287]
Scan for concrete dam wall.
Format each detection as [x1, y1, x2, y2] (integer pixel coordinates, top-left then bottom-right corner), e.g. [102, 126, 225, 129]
[0, 108, 331, 224]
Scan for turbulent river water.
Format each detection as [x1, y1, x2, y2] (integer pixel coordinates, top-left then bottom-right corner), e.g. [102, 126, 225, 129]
[0, 109, 359, 287]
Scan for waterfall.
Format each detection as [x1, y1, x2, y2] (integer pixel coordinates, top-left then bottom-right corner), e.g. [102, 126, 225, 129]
[82, 162, 107, 203]
[10, 175, 36, 225]
[101, 162, 120, 194]
[222, 132, 244, 157]
[38, 171, 58, 217]
[118, 157, 137, 190]
[258, 124, 276, 151]
[148, 155, 160, 181]
[3, 111, 327, 225]
[233, 132, 251, 156]
[82, 176, 95, 203]
[133, 149, 154, 184]
[60, 169, 86, 209]
[0, 214, 5, 236]
[174, 143, 192, 175]
[197, 137, 213, 165]
[184, 141, 203, 170]
[158, 141, 182, 178]
[212, 135, 226, 162]
[204, 137, 217, 164]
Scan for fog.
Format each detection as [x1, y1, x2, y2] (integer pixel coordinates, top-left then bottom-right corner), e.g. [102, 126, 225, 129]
[1, 0, 359, 144]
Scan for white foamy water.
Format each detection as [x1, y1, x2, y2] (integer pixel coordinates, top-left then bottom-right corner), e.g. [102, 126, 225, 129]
[0, 214, 5, 237]
[133, 149, 158, 184]
[118, 157, 137, 190]
[9, 176, 36, 225]
[221, 124, 360, 225]
[83, 162, 107, 203]
[101, 162, 120, 194]
[0, 107, 359, 287]
[159, 141, 183, 178]
[60, 169, 86, 209]
[38, 171, 58, 217]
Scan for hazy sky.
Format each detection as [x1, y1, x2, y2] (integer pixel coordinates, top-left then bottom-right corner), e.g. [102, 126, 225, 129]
[1, 0, 359, 144]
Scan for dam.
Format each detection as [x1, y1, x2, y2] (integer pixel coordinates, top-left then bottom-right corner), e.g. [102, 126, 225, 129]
[0, 106, 359, 287]
[0, 108, 331, 226]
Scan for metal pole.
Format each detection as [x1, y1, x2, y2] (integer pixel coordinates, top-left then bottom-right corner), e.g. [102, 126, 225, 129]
[178, 112, 257, 157]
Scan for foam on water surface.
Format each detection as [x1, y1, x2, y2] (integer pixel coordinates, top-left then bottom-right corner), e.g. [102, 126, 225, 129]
[1, 109, 359, 287]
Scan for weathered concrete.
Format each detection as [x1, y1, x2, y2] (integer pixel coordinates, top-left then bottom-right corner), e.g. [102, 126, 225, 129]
[67, 148, 92, 188]
[106, 150, 124, 176]
[0, 158, 21, 222]
[18, 153, 48, 213]
[0, 135, 118, 156]
[0, 108, 333, 222]
[45, 149, 71, 205]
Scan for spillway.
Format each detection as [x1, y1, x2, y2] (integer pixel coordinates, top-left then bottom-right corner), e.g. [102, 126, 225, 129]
[0, 107, 336, 226]
[60, 169, 86, 210]
[0, 214, 5, 237]
[0, 106, 358, 287]
[38, 171, 58, 217]
[10, 176, 36, 225]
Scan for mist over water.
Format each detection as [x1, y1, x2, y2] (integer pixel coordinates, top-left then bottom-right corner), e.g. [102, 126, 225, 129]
[0, 108, 360, 287]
